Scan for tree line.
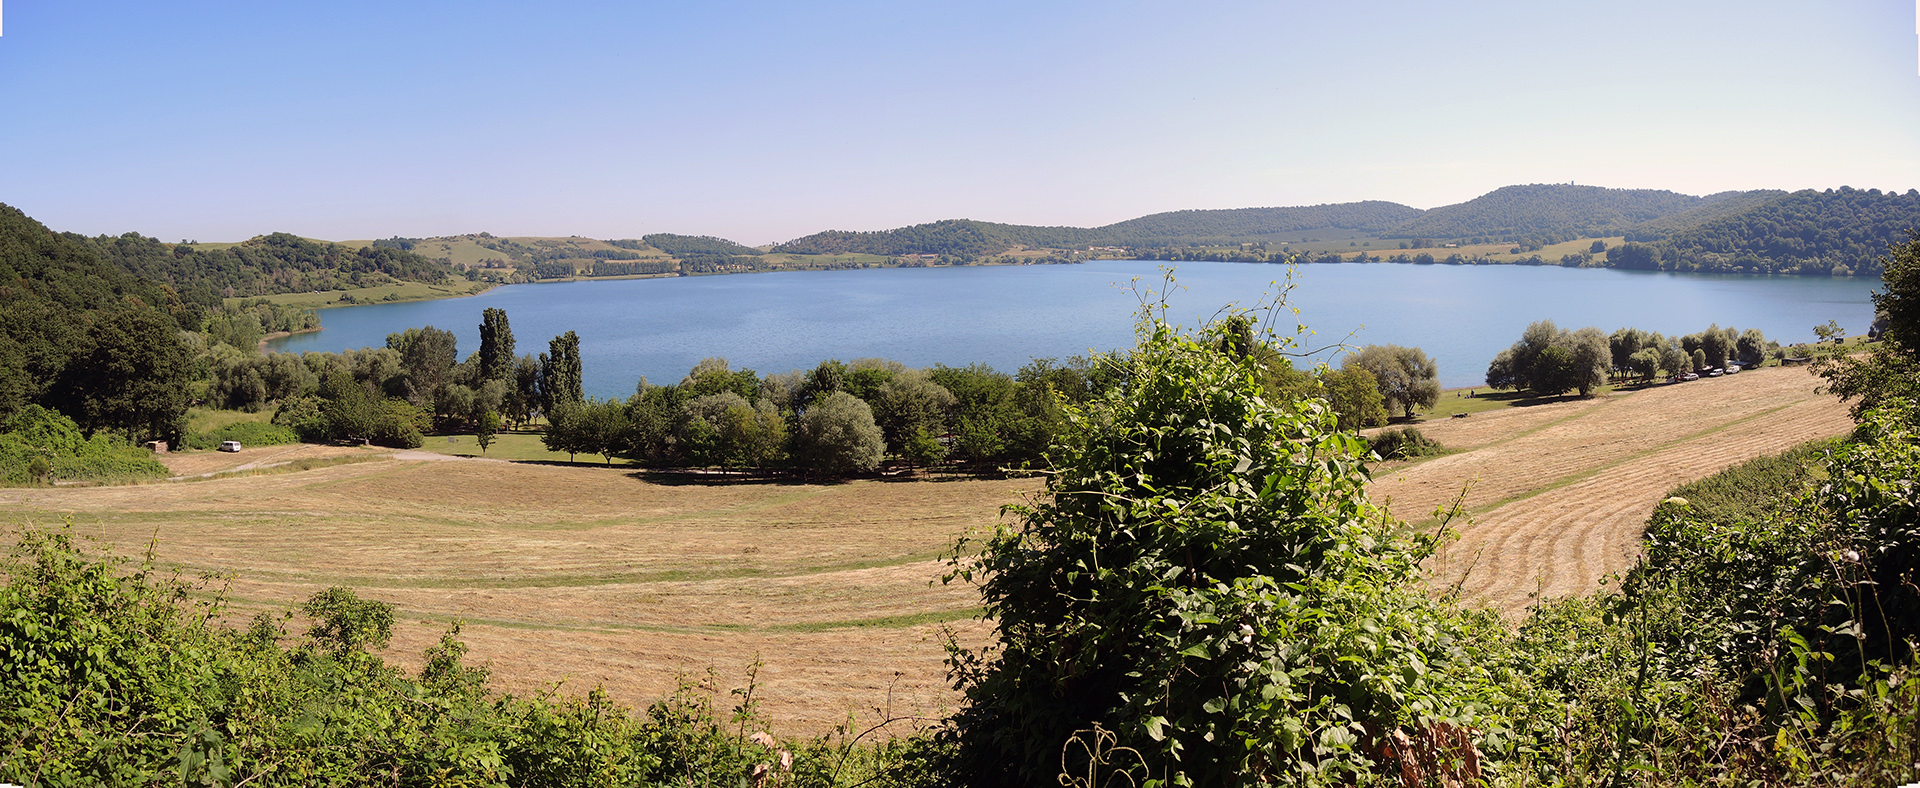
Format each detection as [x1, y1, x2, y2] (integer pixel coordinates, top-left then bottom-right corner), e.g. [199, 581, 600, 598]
[1487, 319, 1775, 395]
[191, 303, 1449, 475]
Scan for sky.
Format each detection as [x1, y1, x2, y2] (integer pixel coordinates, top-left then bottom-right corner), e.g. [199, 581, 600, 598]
[1, 1, 1917, 246]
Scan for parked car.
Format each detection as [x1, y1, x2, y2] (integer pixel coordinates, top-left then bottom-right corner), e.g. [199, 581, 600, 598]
[1708, 368, 1724, 377]
[1726, 364, 1741, 374]
[218, 440, 242, 452]
[1682, 372, 1700, 382]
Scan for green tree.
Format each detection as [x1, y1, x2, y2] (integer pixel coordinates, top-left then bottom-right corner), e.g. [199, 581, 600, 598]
[543, 398, 625, 465]
[1487, 320, 1609, 395]
[1342, 344, 1440, 419]
[794, 391, 883, 476]
[1735, 328, 1769, 366]
[387, 325, 457, 407]
[475, 410, 500, 454]
[1701, 323, 1731, 368]
[1813, 319, 1845, 344]
[1627, 347, 1663, 382]
[872, 371, 956, 455]
[726, 399, 788, 470]
[477, 307, 515, 381]
[1879, 230, 1920, 351]
[539, 331, 583, 412]
[1316, 366, 1388, 431]
[677, 392, 750, 467]
[1815, 231, 1920, 416]
[53, 308, 191, 444]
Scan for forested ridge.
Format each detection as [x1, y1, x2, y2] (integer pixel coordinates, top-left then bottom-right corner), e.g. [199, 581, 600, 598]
[87, 231, 454, 304]
[1617, 186, 1920, 276]
[1387, 184, 1704, 241]
[772, 202, 1422, 256]
[0, 204, 199, 455]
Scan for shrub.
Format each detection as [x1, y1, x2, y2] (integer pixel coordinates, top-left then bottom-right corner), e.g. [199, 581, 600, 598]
[0, 405, 168, 484]
[942, 300, 1507, 786]
[1367, 426, 1444, 460]
[0, 524, 943, 786]
[182, 420, 300, 451]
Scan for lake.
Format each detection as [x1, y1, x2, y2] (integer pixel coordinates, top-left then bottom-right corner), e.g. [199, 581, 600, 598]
[267, 261, 1882, 398]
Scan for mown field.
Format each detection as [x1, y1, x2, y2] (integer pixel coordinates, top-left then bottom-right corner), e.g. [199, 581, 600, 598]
[0, 456, 1034, 734]
[0, 363, 1850, 732]
[1371, 363, 1852, 616]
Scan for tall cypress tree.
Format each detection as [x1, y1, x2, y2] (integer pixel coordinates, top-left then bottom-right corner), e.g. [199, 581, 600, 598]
[540, 331, 582, 412]
[478, 308, 515, 382]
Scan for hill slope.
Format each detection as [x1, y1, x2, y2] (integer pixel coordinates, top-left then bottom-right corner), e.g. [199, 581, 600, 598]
[1626, 187, 1920, 276]
[1623, 189, 1789, 239]
[773, 201, 1423, 256]
[1093, 201, 1423, 246]
[1387, 184, 1703, 241]
[88, 231, 455, 304]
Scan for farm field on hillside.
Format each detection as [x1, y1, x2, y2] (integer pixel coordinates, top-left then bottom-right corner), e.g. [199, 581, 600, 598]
[1370, 364, 1852, 616]
[0, 363, 1850, 732]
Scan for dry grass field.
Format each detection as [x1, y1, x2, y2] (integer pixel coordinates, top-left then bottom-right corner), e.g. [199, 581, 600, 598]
[0, 363, 1850, 732]
[1370, 363, 1853, 617]
[0, 458, 1037, 734]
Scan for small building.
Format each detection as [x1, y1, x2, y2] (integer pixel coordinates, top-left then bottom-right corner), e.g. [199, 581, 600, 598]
[144, 440, 168, 453]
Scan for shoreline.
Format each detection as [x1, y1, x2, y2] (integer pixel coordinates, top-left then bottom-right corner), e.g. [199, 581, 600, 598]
[257, 326, 323, 352]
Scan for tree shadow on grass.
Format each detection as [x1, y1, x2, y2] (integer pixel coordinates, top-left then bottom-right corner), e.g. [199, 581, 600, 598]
[625, 468, 819, 487]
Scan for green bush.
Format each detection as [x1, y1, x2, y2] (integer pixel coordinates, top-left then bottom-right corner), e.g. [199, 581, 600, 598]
[1367, 426, 1444, 460]
[1495, 400, 1920, 786]
[942, 303, 1508, 786]
[182, 420, 301, 451]
[0, 524, 943, 786]
[0, 405, 168, 484]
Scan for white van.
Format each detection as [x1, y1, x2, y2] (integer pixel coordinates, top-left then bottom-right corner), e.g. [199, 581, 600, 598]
[218, 440, 242, 453]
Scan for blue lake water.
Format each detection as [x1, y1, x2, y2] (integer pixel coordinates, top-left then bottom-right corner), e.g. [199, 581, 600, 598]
[267, 261, 1882, 399]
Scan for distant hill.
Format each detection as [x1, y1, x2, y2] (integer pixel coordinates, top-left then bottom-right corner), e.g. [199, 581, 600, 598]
[774, 202, 1423, 256]
[88, 231, 454, 304]
[1624, 190, 1789, 239]
[774, 219, 1091, 257]
[1093, 201, 1423, 247]
[1386, 184, 1702, 241]
[636, 234, 759, 257]
[1620, 187, 1920, 276]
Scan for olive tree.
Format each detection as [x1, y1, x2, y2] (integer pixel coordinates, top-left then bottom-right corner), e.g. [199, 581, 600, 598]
[1341, 344, 1440, 419]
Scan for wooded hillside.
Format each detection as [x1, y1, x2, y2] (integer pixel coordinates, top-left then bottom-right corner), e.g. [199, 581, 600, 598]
[1387, 184, 1703, 241]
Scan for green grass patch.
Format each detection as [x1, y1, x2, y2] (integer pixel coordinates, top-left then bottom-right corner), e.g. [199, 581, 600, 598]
[181, 421, 299, 452]
[1665, 437, 1841, 526]
[764, 607, 986, 633]
[416, 431, 626, 465]
[1420, 382, 1625, 420]
[186, 407, 274, 435]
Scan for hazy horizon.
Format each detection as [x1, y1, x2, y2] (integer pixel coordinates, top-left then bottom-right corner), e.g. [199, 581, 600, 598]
[2, 1, 1915, 246]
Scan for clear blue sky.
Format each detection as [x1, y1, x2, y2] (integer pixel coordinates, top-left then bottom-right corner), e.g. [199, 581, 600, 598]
[2, 1, 1916, 245]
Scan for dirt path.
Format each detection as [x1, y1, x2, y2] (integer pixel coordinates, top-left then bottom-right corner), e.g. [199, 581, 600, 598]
[1370, 365, 1852, 617]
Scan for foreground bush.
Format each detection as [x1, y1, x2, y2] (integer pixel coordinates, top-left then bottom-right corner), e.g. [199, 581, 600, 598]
[941, 302, 1508, 786]
[1494, 401, 1920, 786]
[0, 526, 938, 786]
